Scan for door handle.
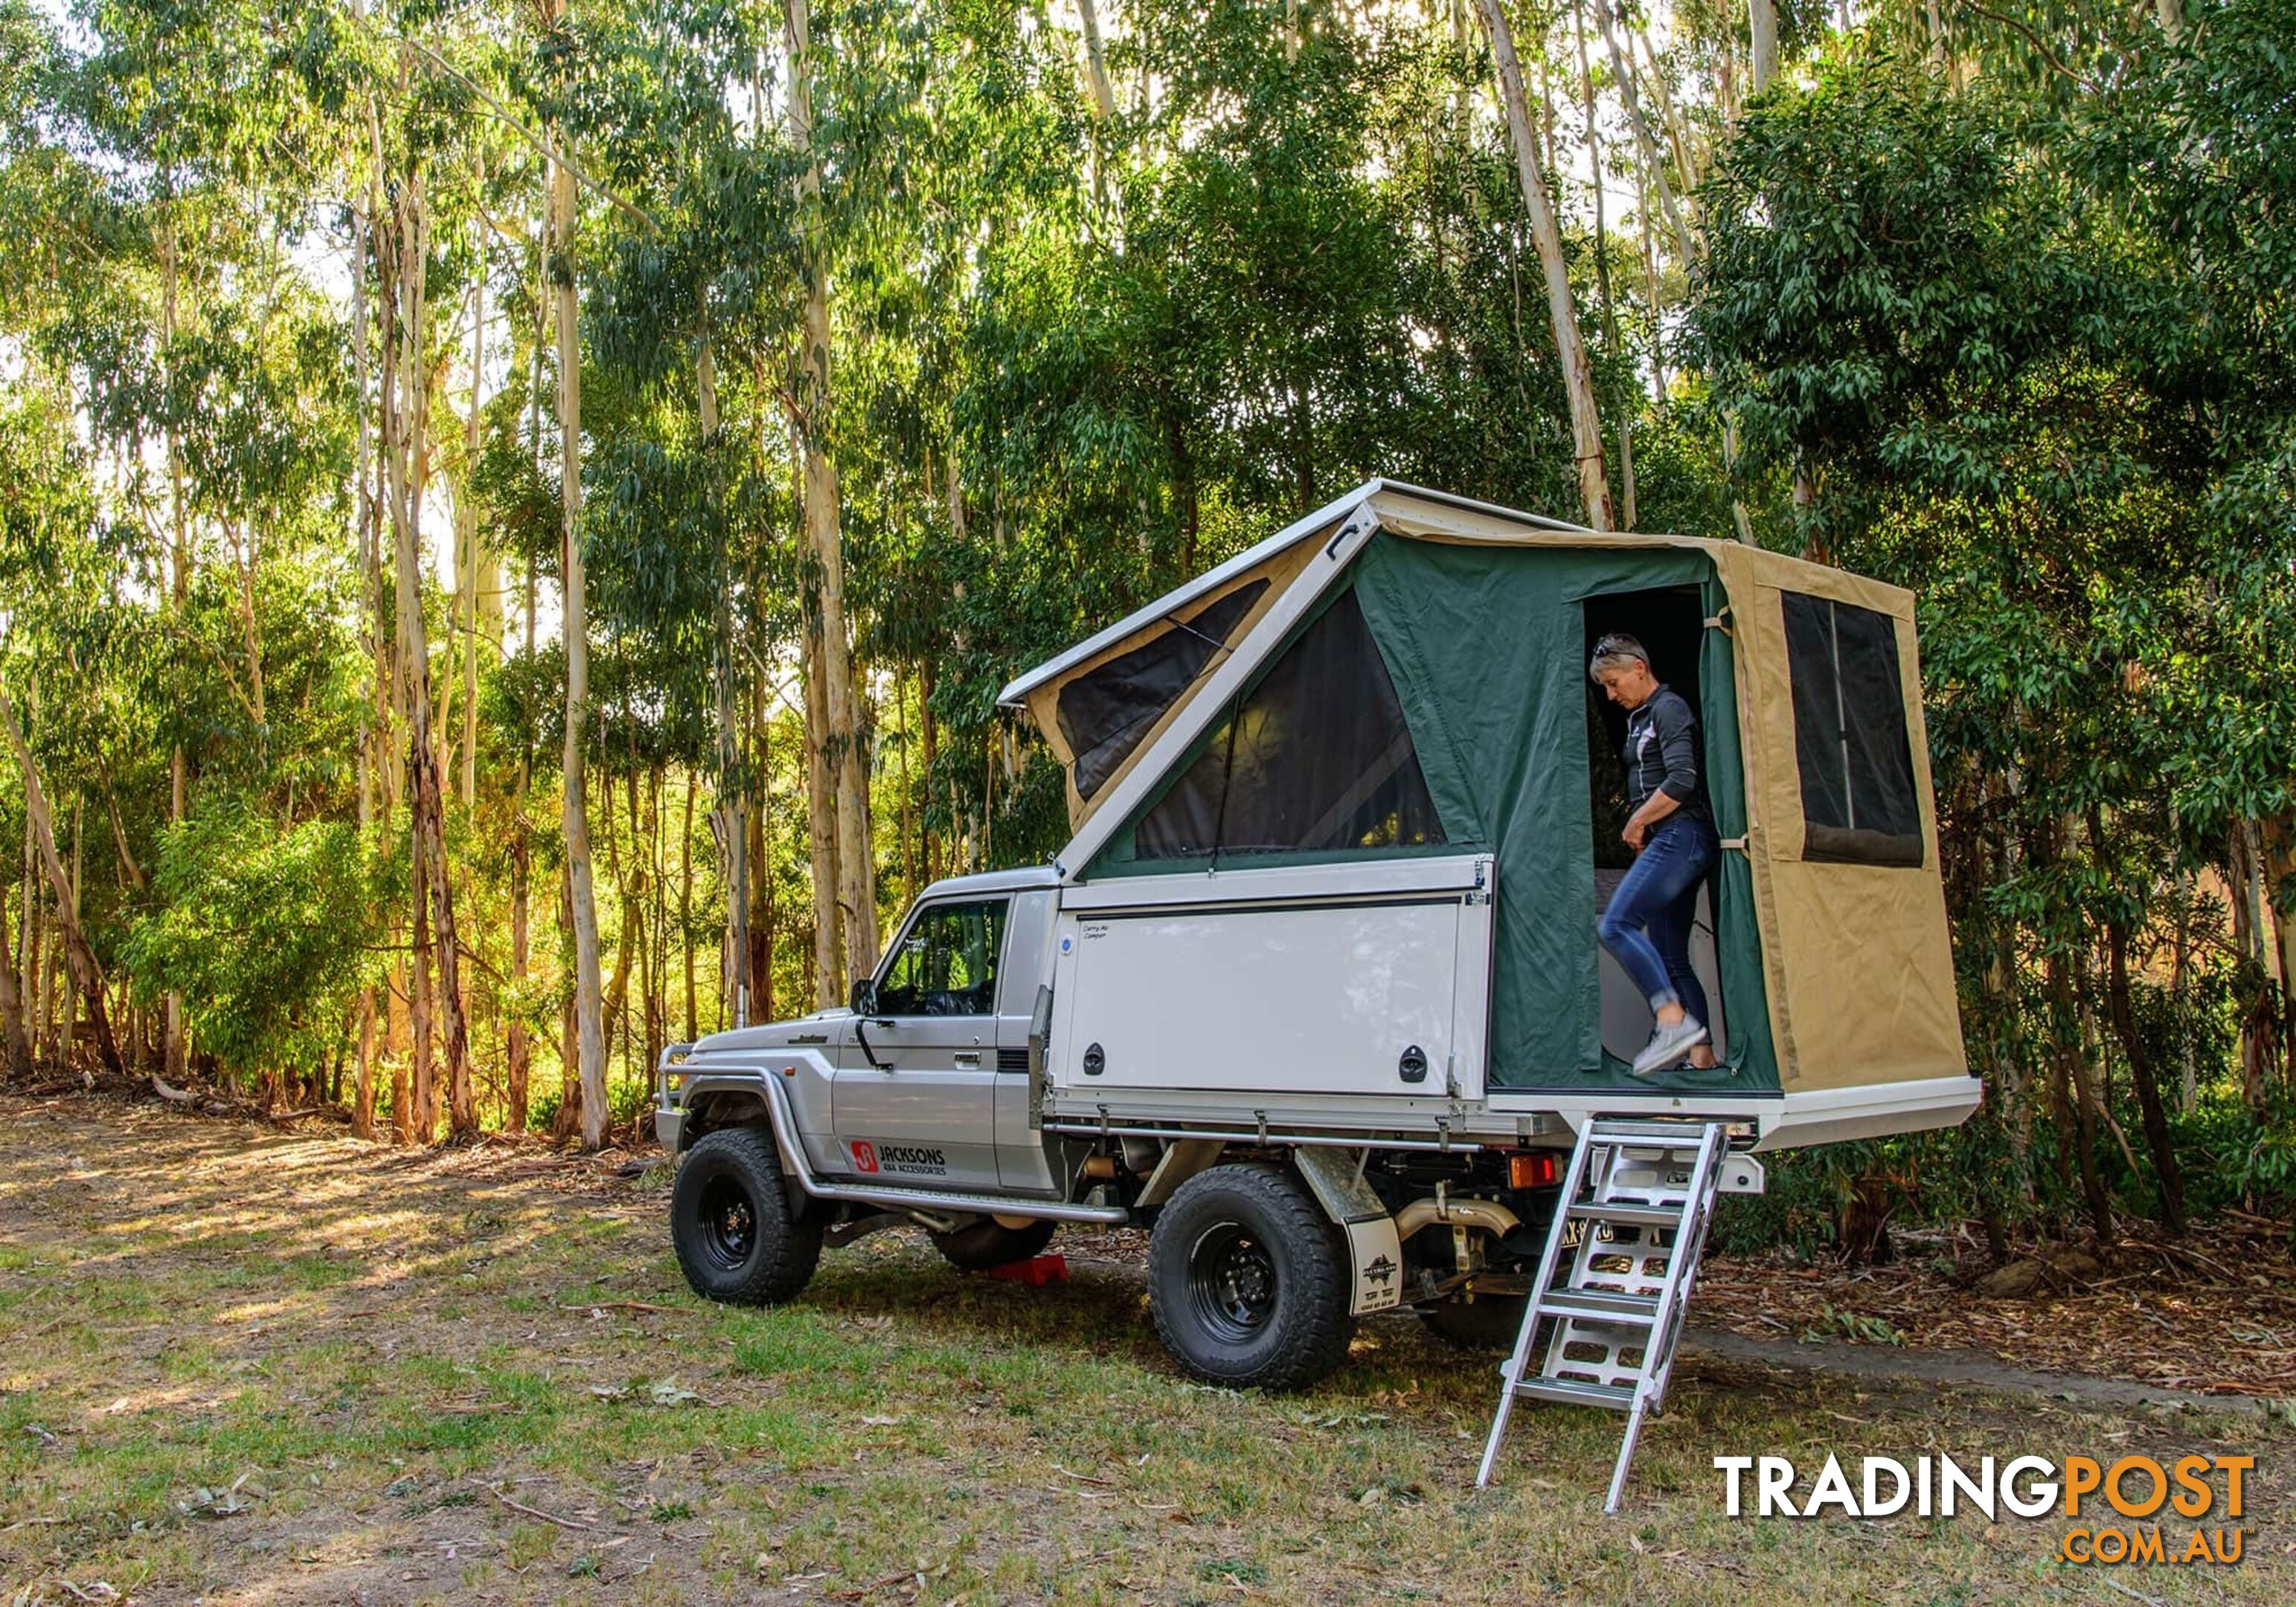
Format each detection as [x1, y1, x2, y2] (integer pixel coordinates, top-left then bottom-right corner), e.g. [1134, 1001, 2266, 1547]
[953, 1051, 982, 1068]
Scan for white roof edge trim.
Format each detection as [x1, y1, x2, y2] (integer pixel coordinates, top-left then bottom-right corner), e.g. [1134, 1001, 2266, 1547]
[1362, 478, 1597, 534]
[994, 485, 1379, 708]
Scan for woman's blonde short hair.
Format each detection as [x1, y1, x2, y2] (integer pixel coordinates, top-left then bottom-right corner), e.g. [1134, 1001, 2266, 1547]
[1588, 632, 1651, 684]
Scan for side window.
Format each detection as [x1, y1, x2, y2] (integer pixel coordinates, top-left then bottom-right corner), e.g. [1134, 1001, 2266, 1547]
[1780, 592, 1923, 867]
[876, 899, 1009, 1016]
[1135, 588, 1445, 860]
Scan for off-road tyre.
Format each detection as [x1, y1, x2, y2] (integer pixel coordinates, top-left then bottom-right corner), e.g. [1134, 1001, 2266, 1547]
[929, 1217, 1059, 1272]
[1418, 1292, 1530, 1351]
[1148, 1162, 1355, 1391]
[672, 1126, 823, 1306]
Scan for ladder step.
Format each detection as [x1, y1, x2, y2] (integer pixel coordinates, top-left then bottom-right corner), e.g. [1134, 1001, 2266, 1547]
[1512, 1376, 1635, 1410]
[1538, 1288, 1659, 1324]
[1566, 1201, 1681, 1229]
[1585, 1118, 1719, 1141]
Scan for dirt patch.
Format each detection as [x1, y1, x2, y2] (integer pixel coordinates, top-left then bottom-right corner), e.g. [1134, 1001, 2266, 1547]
[1, 1089, 2289, 1606]
[1699, 1222, 2296, 1400]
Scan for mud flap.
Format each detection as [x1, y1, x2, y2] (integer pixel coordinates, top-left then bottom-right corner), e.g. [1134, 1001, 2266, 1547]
[1291, 1146, 1404, 1315]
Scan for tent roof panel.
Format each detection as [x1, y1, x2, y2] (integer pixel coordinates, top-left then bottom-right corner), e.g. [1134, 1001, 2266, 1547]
[995, 481, 1614, 710]
[995, 484, 1377, 710]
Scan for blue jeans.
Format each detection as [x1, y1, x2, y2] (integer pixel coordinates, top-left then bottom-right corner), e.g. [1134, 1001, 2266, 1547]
[1599, 815, 1719, 1027]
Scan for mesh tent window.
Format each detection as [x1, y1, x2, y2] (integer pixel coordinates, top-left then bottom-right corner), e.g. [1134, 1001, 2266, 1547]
[1135, 588, 1444, 860]
[1056, 581, 1269, 800]
[1780, 592, 1923, 867]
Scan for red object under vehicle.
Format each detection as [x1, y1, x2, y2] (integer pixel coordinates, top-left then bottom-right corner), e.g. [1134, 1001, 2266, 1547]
[979, 1254, 1068, 1286]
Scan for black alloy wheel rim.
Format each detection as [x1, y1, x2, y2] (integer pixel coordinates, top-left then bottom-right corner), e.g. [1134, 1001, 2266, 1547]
[1186, 1222, 1277, 1344]
[697, 1173, 758, 1271]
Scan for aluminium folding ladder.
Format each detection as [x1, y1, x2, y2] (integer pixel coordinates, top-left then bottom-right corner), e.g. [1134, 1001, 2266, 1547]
[1476, 1117, 1731, 1513]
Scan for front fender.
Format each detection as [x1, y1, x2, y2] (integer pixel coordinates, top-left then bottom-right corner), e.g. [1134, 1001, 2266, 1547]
[676, 1045, 840, 1173]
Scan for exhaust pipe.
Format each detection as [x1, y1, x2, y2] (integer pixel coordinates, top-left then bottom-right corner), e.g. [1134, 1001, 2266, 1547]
[1394, 1193, 1520, 1242]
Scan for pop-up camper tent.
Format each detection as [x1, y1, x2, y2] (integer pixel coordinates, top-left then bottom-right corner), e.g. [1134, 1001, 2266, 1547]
[999, 481, 1969, 1109]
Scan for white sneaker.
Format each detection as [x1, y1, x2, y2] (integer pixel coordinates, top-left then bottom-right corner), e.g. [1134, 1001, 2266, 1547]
[1632, 1019, 1709, 1078]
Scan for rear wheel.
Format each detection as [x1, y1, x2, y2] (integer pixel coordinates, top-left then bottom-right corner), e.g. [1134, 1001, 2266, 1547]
[671, 1126, 823, 1306]
[929, 1216, 1058, 1272]
[1148, 1163, 1353, 1391]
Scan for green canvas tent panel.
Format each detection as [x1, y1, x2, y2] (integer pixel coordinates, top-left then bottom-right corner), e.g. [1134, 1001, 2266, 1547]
[1084, 535, 1774, 1094]
[1350, 536, 1776, 1094]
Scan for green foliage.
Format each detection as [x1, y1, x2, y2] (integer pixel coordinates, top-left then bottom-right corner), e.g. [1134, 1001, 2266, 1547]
[1, 0, 2288, 1211]
[124, 803, 384, 1077]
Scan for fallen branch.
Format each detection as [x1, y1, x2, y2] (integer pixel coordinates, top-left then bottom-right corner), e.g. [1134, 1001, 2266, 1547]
[2097, 1573, 2169, 1607]
[485, 1483, 600, 1533]
[149, 1072, 195, 1106]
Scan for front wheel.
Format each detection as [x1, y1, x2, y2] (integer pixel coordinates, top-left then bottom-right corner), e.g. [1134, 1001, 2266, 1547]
[1147, 1163, 1354, 1391]
[671, 1126, 823, 1306]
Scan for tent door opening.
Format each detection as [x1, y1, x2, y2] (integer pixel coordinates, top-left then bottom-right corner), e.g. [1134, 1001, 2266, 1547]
[1582, 587, 1728, 1067]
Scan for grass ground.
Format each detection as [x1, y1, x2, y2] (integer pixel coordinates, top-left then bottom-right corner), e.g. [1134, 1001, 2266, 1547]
[0, 1089, 2288, 1606]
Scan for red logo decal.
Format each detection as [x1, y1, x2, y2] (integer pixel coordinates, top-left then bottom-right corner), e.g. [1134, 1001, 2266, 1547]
[850, 1140, 879, 1173]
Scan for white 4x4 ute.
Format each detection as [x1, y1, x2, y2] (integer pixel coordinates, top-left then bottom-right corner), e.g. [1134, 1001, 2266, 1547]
[658, 481, 1978, 1389]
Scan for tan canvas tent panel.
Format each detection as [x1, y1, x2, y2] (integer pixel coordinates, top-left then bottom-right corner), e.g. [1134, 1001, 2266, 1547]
[1707, 545, 1967, 1092]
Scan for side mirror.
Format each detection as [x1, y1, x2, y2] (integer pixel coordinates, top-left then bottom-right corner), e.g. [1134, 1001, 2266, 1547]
[847, 976, 878, 1017]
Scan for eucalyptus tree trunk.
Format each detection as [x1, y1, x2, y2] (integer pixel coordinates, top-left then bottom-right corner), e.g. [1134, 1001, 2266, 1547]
[0, 890, 31, 1077]
[1574, 0, 1632, 527]
[803, 648, 840, 1008]
[552, 97, 610, 1152]
[377, 147, 476, 1142]
[700, 323, 748, 1029]
[682, 777, 697, 1042]
[1629, 28, 1699, 193]
[787, 0, 879, 993]
[1474, 0, 1614, 530]
[458, 178, 487, 809]
[1748, 0, 1778, 92]
[1597, 2, 1693, 263]
[2046, 948, 2114, 1242]
[749, 682, 776, 1021]
[507, 558, 536, 1132]
[1077, 0, 1117, 119]
[351, 190, 379, 1140]
[0, 686, 123, 1078]
[2230, 818, 2280, 1115]
[161, 210, 188, 1085]
[2263, 812, 2296, 1036]
[60, 800, 79, 1067]
[2106, 914, 2186, 1233]
[787, 18, 844, 1013]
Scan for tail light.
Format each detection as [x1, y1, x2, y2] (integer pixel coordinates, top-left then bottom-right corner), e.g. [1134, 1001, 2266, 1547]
[1507, 1150, 1560, 1190]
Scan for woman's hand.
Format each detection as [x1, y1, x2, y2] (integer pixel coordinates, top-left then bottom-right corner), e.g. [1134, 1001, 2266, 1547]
[1623, 789, 1680, 853]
